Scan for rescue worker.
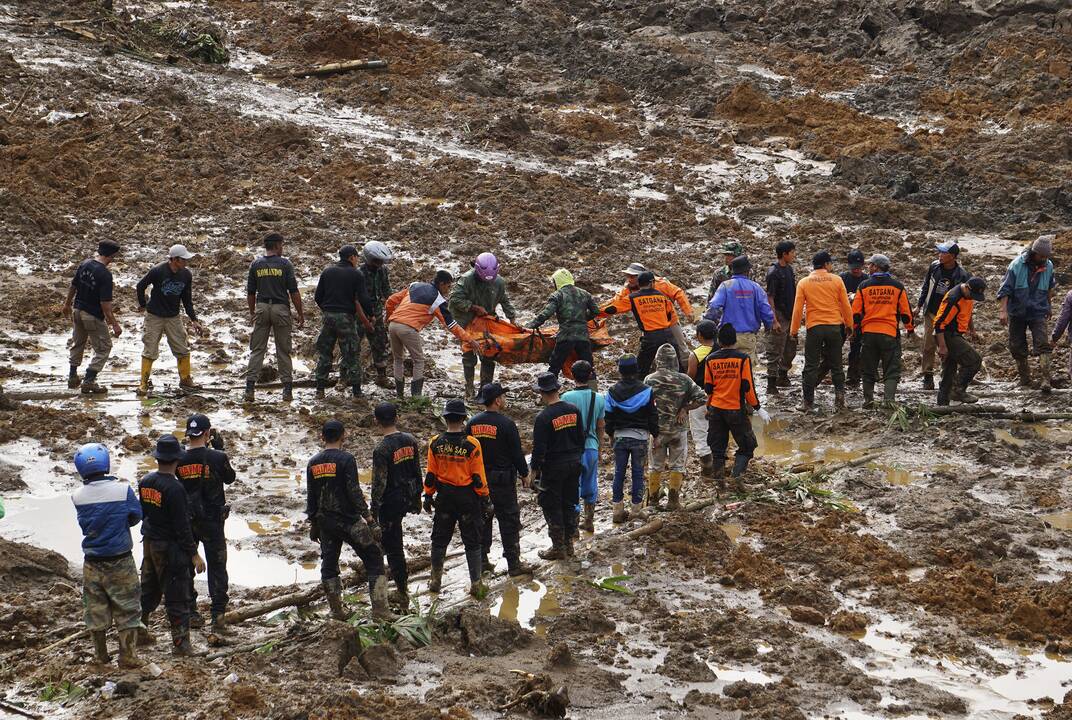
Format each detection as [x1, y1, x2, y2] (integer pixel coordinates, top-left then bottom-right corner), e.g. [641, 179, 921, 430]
[526, 269, 600, 376]
[851, 255, 915, 408]
[175, 414, 236, 633]
[135, 244, 204, 394]
[371, 403, 423, 608]
[530, 372, 585, 560]
[707, 240, 746, 302]
[560, 360, 605, 532]
[686, 320, 718, 477]
[612, 263, 695, 368]
[357, 241, 396, 389]
[602, 271, 677, 376]
[704, 324, 770, 489]
[789, 251, 854, 412]
[62, 240, 122, 394]
[605, 355, 659, 523]
[1051, 286, 1072, 385]
[935, 278, 987, 406]
[72, 443, 144, 668]
[243, 233, 304, 403]
[765, 240, 798, 394]
[705, 255, 778, 375]
[313, 244, 375, 398]
[998, 235, 1057, 393]
[425, 399, 490, 598]
[917, 242, 970, 390]
[307, 420, 393, 620]
[467, 383, 534, 576]
[385, 271, 470, 398]
[839, 249, 868, 388]
[138, 434, 205, 656]
[644, 344, 707, 510]
[448, 253, 518, 396]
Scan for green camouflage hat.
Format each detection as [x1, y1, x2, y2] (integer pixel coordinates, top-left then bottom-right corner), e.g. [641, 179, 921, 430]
[722, 240, 744, 256]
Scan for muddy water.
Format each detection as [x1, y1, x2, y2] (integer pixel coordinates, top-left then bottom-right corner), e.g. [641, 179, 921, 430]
[490, 578, 564, 636]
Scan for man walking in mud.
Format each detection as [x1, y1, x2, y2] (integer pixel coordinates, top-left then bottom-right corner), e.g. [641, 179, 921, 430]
[704, 255, 778, 378]
[644, 344, 707, 510]
[314, 244, 375, 398]
[449, 252, 518, 396]
[526, 268, 600, 376]
[357, 241, 396, 390]
[790, 251, 854, 412]
[916, 242, 970, 391]
[998, 235, 1057, 394]
[609, 263, 695, 369]
[530, 373, 585, 561]
[135, 244, 204, 395]
[63, 240, 123, 395]
[935, 278, 987, 406]
[852, 255, 914, 408]
[765, 241, 798, 394]
[243, 233, 304, 403]
[708, 241, 746, 303]
[601, 271, 678, 376]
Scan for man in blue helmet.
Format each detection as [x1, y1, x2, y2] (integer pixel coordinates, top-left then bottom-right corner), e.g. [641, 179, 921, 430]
[72, 443, 144, 668]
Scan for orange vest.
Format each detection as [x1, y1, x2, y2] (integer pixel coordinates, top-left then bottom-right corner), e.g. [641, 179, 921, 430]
[851, 276, 914, 337]
[934, 288, 973, 334]
[703, 349, 759, 410]
[424, 432, 488, 497]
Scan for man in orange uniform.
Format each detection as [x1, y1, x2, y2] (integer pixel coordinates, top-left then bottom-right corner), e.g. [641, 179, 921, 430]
[703, 324, 768, 489]
[790, 251, 854, 412]
[934, 278, 987, 406]
[851, 254, 915, 408]
[424, 399, 490, 598]
[610, 263, 694, 368]
[602, 271, 678, 376]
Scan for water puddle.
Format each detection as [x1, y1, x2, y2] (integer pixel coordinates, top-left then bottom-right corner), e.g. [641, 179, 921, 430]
[993, 429, 1027, 448]
[1041, 512, 1072, 531]
[490, 578, 563, 636]
[720, 523, 744, 542]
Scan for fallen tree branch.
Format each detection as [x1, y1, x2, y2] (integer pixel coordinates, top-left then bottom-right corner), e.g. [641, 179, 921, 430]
[790, 451, 882, 475]
[259, 59, 388, 79]
[990, 411, 1072, 421]
[6, 84, 32, 123]
[0, 698, 42, 720]
[921, 404, 1007, 415]
[40, 629, 88, 654]
[204, 630, 315, 661]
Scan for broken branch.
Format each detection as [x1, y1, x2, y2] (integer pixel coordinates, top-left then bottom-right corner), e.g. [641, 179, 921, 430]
[259, 59, 388, 79]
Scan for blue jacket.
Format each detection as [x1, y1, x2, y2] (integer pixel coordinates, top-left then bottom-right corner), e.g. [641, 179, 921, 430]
[705, 276, 775, 333]
[997, 252, 1055, 320]
[72, 476, 142, 558]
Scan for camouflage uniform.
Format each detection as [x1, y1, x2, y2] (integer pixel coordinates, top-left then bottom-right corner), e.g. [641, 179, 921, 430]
[315, 312, 360, 385]
[448, 270, 518, 389]
[644, 344, 707, 502]
[527, 281, 600, 375]
[358, 264, 392, 370]
[83, 555, 142, 631]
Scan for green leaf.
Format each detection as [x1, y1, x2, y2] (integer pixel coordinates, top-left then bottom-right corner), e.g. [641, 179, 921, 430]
[254, 639, 278, 654]
[589, 575, 633, 594]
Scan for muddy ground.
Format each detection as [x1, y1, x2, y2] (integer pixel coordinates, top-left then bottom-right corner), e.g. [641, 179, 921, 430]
[1, 0, 1072, 717]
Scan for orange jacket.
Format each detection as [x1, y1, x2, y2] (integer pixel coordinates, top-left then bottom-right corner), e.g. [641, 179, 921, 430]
[790, 269, 854, 332]
[703, 349, 759, 410]
[424, 432, 489, 497]
[934, 286, 973, 334]
[386, 283, 469, 342]
[851, 275, 914, 337]
[606, 277, 691, 321]
[603, 287, 675, 332]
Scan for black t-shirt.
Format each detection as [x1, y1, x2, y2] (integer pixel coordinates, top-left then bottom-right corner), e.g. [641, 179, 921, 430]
[765, 262, 795, 319]
[175, 447, 236, 521]
[840, 271, 867, 295]
[371, 432, 422, 517]
[72, 259, 114, 320]
[306, 448, 367, 525]
[928, 266, 957, 315]
[247, 255, 298, 303]
[314, 261, 372, 316]
[467, 411, 529, 476]
[530, 401, 585, 471]
[136, 262, 196, 320]
[138, 471, 196, 553]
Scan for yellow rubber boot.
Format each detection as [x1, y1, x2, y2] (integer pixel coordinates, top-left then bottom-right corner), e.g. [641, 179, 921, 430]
[177, 355, 195, 389]
[646, 471, 663, 509]
[666, 471, 684, 510]
[137, 357, 154, 396]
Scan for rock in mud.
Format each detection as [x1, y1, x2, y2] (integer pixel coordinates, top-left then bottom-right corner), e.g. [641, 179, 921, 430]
[547, 641, 573, 668]
[309, 619, 362, 676]
[359, 643, 401, 680]
[0, 459, 26, 492]
[657, 646, 716, 681]
[440, 608, 534, 656]
[788, 605, 827, 626]
[829, 610, 869, 634]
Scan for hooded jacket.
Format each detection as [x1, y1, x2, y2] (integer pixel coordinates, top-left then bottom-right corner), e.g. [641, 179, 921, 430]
[644, 344, 707, 433]
[604, 376, 659, 438]
[527, 269, 599, 342]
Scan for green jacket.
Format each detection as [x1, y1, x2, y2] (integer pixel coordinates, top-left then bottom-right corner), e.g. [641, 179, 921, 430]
[448, 270, 517, 328]
[527, 285, 598, 342]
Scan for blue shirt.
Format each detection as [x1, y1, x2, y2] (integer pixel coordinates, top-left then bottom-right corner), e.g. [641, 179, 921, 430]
[561, 388, 605, 451]
[997, 252, 1055, 320]
[705, 276, 775, 333]
[72, 476, 142, 558]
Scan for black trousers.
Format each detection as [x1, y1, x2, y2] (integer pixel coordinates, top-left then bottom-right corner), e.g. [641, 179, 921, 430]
[537, 460, 581, 536]
[638, 329, 674, 376]
[482, 470, 522, 559]
[140, 539, 191, 627]
[377, 503, 408, 589]
[189, 517, 228, 616]
[430, 484, 483, 581]
[706, 408, 758, 463]
[319, 515, 384, 590]
[548, 338, 593, 376]
[937, 331, 982, 404]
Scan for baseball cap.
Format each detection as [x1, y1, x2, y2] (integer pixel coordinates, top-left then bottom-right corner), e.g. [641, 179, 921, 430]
[339, 244, 359, 260]
[442, 398, 468, 419]
[475, 382, 506, 405]
[185, 413, 211, 438]
[847, 249, 865, 268]
[168, 244, 195, 260]
[152, 434, 183, 462]
[322, 420, 345, 441]
[935, 241, 960, 256]
[637, 271, 656, 286]
[618, 354, 639, 374]
[867, 254, 891, 271]
[967, 277, 987, 301]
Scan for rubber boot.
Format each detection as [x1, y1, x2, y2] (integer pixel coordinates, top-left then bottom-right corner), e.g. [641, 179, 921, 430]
[796, 384, 814, 413]
[1040, 354, 1053, 395]
[834, 390, 847, 411]
[410, 379, 424, 397]
[731, 455, 750, 478]
[322, 577, 349, 620]
[137, 357, 153, 395]
[188, 610, 205, 628]
[505, 543, 534, 577]
[243, 379, 255, 403]
[766, 375, 779, 395]
[469, 579, 489, 599]
[81, 369, 107, 395]
[862, 383, 875, 409]
[564, 532, 576, 559]
[479, 359, 495, 388]
[136, 613, 155, 646]
[464, 365, 476, 398]
[395, 377, 405, 399]
[630, 501, 646, 521]
[351, 383, 362, 398]
[666, 471, 683, 510]
[370, 576, 399, 621]
[177, 355, 196, 390]
[171, 623, 206, 657]
[376, 367, 394, 389]
[922, 373, 935, 391]
[428, 548, 446, 593]
[612, 501, 628, 524]
[210, 612, 235, 636]
[646, 471, 663, 510]
[539, 526, 566, 560]
[481, 553, 493, 575]
[91, 630, 110, 664]
[700, 454, 714, 478]
[282, 382, 293, 402]
[117, 628, 144, 669]
[951, 385, 979, 404]
[1017, 357, 1032, 387]
[68, 366, 81, 389]
[315, 382, 326, 399]
[581, 501, 595, 532]
[777, 370, 790, 387]
[712, 462, 726, 493]
[465, 546, 484, 585]
[389, 576, 410, 610]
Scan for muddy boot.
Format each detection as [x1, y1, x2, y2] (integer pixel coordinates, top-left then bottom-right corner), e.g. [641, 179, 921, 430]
[315, 382, 326, 399]
[796, 385, 815, 413]
[505, 544, 535, 577]
[243, 380, 255, 403]
[1041, 354, 1053, 395]
[427, 563, 444, 594]
[177, 355, 196, 390]
[137, 357, 153, 396]
[861, 383, 875, 409]
[645, 471, 663, 510]
[81, 370, 107, 395]
[630, 501, 647, 520]
[375, 367, 393, 389]
[393, 377, 405, 399]
[464, 365, 476, 398]
[171, 623, 206, 657]
[777, 370, 790, 387]
[479, 359, 495, 388]
[731, 455, 750, 479]
[91, 630, 111, 664]
[539, 526, 566, 560]
[666, 471, 684, 510]
[700, 454, 714, 478]
[922, 373, 935, 391]
[117, 628, 144, 669]
[712, 462, 726, 493]
[766, 375, 779, 396]
[481, 552, 493, 575]
[834, 390, 847, 412]
[136, 613, 155, 646]
[581, 501, 595, 532]
[370, 576, 399, 621]
[68, 366, 81, 389]
[612, 501, 629, 524]
[322, 577, 349, 620]
[209, 612, 235, 637]
[351, 382, 363, 398]
[410, 379, 424, 397]
[564, 532, 576, 559]
[469, 580, 489, 599]
[282, 382, 293, 402]
[951, 385, 979, 404]
[188, 611, 205, 628]
[1017, 357, 1032, 387]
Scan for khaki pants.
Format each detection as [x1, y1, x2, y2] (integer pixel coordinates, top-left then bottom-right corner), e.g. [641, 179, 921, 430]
[921, 313, 937, 374]
[669, 322, 689, 370]
[650, 430, 689, 472]
[689, 405, 711, 458]
[245, 303, 293, 383]
[737, 332, 759, 370]
[389, 322, 425, 381]
[766, 309, 798, 380]
[142, 313, 189, 361]
[70, 309, 112, 373]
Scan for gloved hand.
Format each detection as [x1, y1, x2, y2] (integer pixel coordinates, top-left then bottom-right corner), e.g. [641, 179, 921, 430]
[209, 429, 224, 451]
[481, 497, 494, 520]
[423, 495, 435, 513]
[193, 553, 206, 574]
[309, 521, 320, 543]
[368, 520, 382, 543]
[757, 408, 771, 424]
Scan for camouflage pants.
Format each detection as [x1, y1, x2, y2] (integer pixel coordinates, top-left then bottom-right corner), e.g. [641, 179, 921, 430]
[360, 306, 389, 370]
[315, 312, 360, 385]
[83, 554, 142, 632]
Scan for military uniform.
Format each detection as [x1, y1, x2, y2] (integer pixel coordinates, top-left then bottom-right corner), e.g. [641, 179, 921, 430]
[358, 262, 393, 373]
[244, 254, 299, 384]
[527, 279, 599, 375]
[448, 270, 518, 390]
[371, 431, 423, 600]
[644, 344, 707, 506]
[314, 260, 372, 392]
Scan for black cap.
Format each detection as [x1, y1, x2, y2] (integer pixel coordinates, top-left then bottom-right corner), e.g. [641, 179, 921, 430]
[967, 277, 987, 301]
[185, 413, 211, 438]
[637, 271, 656, 286]
[475, 382, 506, 406]
[533, 372, 561, 393]
[339, 244, 358, 260]
[153, 434, 183, 462]
[730, 255, 751, 274]
[718, 323, 737, 347]
[812, 251, 832, 269]
[847, 249, 865, 268]
[322, 420, 345, 441]
[373, 403, 398, 425]
[442, 398, 468, 419]
[618, 354, 639, 374]
[98, 241, 121, 257]
[696, 319, 718, 340]
[570, 360, 593, 383]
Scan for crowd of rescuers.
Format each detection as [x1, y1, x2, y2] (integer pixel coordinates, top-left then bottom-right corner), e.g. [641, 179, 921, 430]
[66, 233, 1060, 664]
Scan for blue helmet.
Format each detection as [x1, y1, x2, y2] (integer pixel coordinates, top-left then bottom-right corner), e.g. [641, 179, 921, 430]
[74, 443, 110, 479]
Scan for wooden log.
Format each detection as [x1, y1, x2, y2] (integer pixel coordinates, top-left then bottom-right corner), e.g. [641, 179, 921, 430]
[0, 698, 43, 720]
[40, 629, 88, 654]
[991, 412, 1072, 421]
[260, 59, 388, 79]
[921, 404, 1007, 415]
[624, 517, 664, 539]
